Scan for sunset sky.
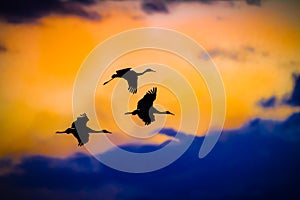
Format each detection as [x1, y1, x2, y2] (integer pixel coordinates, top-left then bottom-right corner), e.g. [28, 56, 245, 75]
[1, 0, 300, 199]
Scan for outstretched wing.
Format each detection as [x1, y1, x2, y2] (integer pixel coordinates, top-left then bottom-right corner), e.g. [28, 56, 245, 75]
[116, 68, 131, 77]
[137, 87, 157, 110]
[138, 110, 152, 125]
[137, 109, 155, 125]
[136, 87, 157, 124]
[140, 106, 155, 125]
[125, 71, 138, 94]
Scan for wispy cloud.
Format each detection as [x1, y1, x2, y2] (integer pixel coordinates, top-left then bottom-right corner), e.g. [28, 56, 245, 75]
[200, 45, 257, 61]
[244, 45, 255, 52]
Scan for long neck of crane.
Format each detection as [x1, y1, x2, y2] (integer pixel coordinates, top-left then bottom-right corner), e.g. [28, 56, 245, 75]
[154, 110, 168, 114]
[136, 70, 149, 76]
[125, 110, 139, 115]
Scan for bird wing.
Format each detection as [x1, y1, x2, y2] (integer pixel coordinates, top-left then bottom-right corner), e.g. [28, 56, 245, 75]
[125, 71, 138, 94]
[116, 68, 131, 77]
[137, 87, 157, 110]
[138, 110, 152, 125]
[136, 87, 157, 125]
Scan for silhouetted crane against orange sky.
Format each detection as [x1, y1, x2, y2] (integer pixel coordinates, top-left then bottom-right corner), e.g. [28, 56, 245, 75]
[56, 113, 111, 146]
[125, 87, 174, 125]
[103, 68, 155, 94]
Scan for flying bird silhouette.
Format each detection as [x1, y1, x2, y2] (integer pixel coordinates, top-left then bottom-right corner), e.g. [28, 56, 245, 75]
[103, 67, 155, 94]
[56, 113, 111, 146]
[125, 87, 174, 125]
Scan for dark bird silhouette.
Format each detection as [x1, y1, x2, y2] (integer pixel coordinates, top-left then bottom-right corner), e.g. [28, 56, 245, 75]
[125, 87, 174, 125]
[56, 113, 111, 146]
[103, 68, 155, 94]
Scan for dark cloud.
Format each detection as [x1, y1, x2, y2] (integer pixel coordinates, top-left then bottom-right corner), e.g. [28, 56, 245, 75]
[141, 0, 262, 14]
[200, 48, 239, 61]
[141, 0, 169, 14]
[258, 73, 300, 108]
[72, 0, 97, 5]
[1, 111, 300, 199]
[257, 96, 277, 108]
[165, 0, 215, 4]
[246, 0, 261, 6]
[140, 0, 216, 14]
[0, 158, 14, 175]
[0, 0, 100, 24]
[283, 73, 300, 106]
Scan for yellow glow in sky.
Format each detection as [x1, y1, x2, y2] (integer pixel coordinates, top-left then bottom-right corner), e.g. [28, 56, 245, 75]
[0, 0, 299, 158]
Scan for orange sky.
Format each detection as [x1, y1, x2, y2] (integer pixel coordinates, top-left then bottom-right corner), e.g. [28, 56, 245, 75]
[0, 0, 299, 158]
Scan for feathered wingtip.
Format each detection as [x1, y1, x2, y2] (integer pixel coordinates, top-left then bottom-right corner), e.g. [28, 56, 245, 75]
[80, 113, 87, 117]
[148, 87, 157, 94]
[77, 113, 88, 121]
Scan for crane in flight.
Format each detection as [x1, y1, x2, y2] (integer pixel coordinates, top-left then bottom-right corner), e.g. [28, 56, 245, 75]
[125, 87, 174, 125]
[103, 67, 155, 94]
[56, 113, 111, 146]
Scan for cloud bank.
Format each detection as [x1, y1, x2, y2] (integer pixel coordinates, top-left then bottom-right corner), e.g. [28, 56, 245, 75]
[1, 111, 300, 199]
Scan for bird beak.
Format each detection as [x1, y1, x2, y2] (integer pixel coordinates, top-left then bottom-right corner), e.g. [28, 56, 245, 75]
[169, 112, 175, 115]
[124, 112, 131, 115]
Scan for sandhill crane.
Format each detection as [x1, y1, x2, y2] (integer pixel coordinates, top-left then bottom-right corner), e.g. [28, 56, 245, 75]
[56, 113, 111, 146]
[125, 87, 174, 125]
[103, 68, 155, 94]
